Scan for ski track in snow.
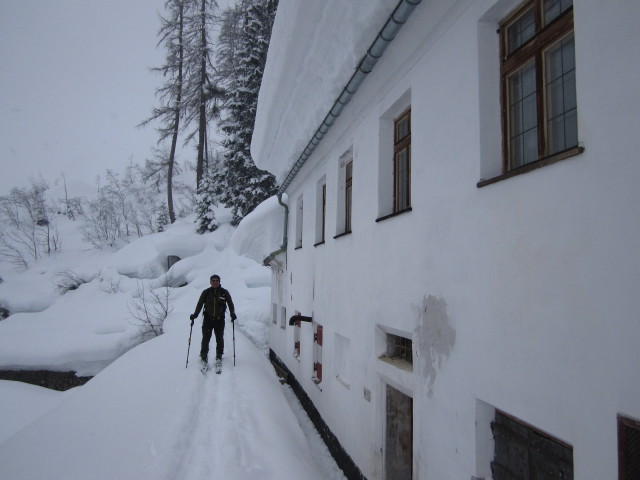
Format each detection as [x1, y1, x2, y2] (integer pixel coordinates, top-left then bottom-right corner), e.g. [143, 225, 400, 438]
[172, 334, 266, 479]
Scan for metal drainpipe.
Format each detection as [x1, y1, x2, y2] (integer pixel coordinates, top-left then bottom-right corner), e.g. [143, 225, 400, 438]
[276, 0, 422, 197]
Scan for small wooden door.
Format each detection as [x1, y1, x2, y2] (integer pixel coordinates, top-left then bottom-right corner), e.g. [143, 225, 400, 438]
[385, 384, 413, 480]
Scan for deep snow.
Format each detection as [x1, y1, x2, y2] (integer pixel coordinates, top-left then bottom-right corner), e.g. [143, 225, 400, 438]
[0, 209, 343, 480]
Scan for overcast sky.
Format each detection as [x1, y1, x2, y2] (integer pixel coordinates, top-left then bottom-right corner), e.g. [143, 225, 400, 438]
[0, 0, 168, 194]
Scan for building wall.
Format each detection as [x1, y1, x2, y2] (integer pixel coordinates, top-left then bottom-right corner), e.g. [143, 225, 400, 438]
[269, 0, 640, 478]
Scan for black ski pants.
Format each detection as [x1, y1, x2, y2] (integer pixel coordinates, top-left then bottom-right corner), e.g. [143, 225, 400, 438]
[200, 315, 225, 361]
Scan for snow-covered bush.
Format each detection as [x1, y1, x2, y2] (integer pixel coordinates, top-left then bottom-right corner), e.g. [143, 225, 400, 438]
[54, 270, 87, 295]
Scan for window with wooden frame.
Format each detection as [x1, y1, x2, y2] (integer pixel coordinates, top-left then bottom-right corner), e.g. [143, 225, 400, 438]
[315, 179, 326, 246]
[313, 324, 323, 384]
[618, 414, 640, 480]
[500, 0, 581, 173]
[491, 410, 573, 479]
[293, 318, 301, 357]
[294, 195, 303, 249]
[335, 150, 353, 237]
[393, 109, 411, 213]
[321, 183, 326, 242]
[345, 161, 353, 233]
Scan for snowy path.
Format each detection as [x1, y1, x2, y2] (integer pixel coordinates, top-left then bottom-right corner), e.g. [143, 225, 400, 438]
[171, 325, 331, 480]
[175, 364, 265, 478]
[0, 317, 334, 480]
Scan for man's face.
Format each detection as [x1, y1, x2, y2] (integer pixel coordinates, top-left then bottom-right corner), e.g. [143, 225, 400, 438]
[210, 278, 220, 287]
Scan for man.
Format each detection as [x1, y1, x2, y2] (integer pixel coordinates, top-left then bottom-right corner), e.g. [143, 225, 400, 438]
[190, 274, 236, 367]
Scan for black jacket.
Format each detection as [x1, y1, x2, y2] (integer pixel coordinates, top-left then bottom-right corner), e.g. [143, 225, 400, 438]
[193, 286, 235, 321]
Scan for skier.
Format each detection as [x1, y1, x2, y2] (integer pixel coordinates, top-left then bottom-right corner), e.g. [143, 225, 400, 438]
[190, 274, 236, 372]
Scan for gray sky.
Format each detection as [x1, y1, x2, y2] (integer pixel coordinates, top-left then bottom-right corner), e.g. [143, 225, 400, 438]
[0, 0, 167, 194]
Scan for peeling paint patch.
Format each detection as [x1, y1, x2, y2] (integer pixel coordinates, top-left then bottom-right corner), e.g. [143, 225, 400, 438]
[414, 295, 455, 397]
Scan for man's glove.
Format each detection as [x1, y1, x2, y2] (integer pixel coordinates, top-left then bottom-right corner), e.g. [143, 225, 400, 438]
[231, 313, 237, 322]
[190, 314, 196, 325]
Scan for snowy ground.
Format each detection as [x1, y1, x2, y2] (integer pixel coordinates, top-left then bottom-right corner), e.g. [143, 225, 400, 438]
[0, 210, 345, 480]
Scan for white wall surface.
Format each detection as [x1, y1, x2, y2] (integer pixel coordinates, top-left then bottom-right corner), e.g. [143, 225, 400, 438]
[260, 0, 640, 478]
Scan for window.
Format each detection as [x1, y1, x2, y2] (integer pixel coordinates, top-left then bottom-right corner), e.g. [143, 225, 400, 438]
[619, 414, 640, 480]
[280, 306, 286, 329]
[377, 91, 410, 219]
[272, 303, 277, 324]
[501, 0, 578, 172]
[345, 161, 353, 233]
[293, 318, 301, 357]
[294, 195, 303, 249]
[394, 109, 411, 212]
[335, 149, 353, 237]
[387, 333, 413, 364]
[491, 410, 573, 479]
[379, 331, 413, 371]
[315, 178, 326, 245]
[313, 323, 323, 384]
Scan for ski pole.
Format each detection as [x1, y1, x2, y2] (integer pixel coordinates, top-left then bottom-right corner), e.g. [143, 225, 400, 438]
[186, 320, 194, 369]
[232, 318, 236, 367]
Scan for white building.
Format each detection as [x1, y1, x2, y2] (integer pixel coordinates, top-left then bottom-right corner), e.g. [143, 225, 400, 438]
[249, 0, 640, 478]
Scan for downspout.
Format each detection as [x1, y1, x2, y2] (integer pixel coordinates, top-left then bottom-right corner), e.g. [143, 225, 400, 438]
[276, 0, 422, 197]
[263, 193, 289, 266]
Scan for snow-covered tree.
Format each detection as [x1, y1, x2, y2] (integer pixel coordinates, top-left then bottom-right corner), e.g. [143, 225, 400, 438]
[214, 0, 277, 226]
[0, 178, 59, 269]
[194, 164, 219, 233]
[156, 203, 170, 232]
[182, 0, 221, 189]
[140, 0, 188, 225]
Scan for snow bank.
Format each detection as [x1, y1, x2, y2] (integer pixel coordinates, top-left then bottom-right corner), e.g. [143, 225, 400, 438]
[0, 212, 272, 375]
[0, 381, 71, 444]
[231, 194, 287, 264]
[0, 314, 334, 480]
[251, 0, 399, 182]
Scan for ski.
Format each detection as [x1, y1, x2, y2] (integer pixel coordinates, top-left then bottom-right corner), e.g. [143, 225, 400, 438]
[215, 359, 222, 374]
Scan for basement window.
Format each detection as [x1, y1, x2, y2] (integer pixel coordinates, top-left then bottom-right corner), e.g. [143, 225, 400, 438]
[380, 332, 413, 371]
[388, 333, 412, 364]
[619, 414, 640, 480]
[491, 410, 573, 479]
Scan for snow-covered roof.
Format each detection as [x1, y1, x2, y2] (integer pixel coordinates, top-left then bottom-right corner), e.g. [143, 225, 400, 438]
[251, 0, 399, 184]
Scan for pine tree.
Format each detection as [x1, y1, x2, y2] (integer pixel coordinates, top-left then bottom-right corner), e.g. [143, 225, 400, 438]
[214, 0, 278, 226]
[194, 166, 219, 233]
[156, 204, 170, 232]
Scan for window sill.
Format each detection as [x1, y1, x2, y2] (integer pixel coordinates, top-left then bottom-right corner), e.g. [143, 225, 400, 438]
[333, 230, 352, 240]
[294, 245, 302, 251]
[375, 207, 412, 223]
[313, 240, 325, 247]
[477, 146, 584, 188]
[378, 355, 413, 372]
